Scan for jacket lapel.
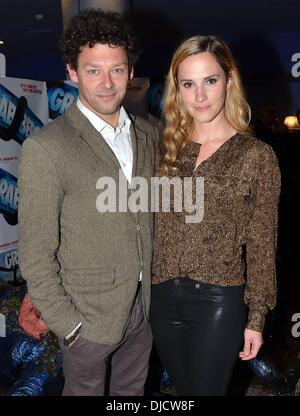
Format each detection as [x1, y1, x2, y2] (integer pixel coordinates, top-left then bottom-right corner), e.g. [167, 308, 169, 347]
[65, 103, 148, 177]
[129, 114, 147, 179]
[65, 103, 121, 171]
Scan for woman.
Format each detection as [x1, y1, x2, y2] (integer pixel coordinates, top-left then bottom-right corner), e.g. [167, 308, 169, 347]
[150, 35, 281, 396]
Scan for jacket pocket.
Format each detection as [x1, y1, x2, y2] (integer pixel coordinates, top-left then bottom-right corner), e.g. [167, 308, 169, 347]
[62, 267, 116, 289]
[61, 268, 117, 321]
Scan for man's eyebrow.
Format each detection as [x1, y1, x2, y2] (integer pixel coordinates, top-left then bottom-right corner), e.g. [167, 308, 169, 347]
[83, 62, 128, 67]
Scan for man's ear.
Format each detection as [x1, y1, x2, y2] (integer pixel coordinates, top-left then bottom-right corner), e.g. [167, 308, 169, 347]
[67, 64, 79, 83]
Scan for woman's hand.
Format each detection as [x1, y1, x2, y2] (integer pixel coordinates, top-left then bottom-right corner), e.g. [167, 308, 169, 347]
[239, 329, 263, 360]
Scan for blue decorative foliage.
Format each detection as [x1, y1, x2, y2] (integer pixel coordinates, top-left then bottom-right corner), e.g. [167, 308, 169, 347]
[11, 334, 45, 366]
[0, 332, 45, 387]
[0, 284, 64, 396]
[160, 368, 171, 388]
[248, 357, 284, 383]
[5, 371, 49, 396]
[247, 357, 296, 394]
[0, 287, 13, 302]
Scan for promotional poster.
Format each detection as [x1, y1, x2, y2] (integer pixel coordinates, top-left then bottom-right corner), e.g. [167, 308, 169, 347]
[0, 77, 48, 282]
[47, 80, 79, 120]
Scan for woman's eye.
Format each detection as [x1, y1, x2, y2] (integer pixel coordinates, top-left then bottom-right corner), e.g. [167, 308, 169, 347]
[205, 78, 217, 85]
[183, 82, 194, 88]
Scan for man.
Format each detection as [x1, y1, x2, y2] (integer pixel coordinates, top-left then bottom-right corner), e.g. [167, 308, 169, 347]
[18, 8, 157, 396]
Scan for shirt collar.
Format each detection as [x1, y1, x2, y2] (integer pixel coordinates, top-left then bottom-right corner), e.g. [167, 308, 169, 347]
[118, 106, 131, 131]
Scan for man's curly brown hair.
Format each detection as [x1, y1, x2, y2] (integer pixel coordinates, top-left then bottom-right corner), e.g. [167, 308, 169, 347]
[59, 8, 139, 71]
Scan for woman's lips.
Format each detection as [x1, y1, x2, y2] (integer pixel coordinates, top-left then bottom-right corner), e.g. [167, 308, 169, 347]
[194, 105, 210, 112]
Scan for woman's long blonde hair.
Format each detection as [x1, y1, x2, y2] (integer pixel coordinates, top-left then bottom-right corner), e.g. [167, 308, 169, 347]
[162, 35, 252, 172]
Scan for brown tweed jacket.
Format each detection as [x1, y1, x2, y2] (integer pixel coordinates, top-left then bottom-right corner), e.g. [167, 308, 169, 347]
[18, 103, 157, 344]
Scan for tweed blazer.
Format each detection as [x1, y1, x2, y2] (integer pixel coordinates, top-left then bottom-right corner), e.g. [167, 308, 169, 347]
[18, 103, 157, 344]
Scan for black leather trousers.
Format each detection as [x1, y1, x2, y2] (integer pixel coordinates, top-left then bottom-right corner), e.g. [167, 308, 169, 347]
[150, 278, 247, 396]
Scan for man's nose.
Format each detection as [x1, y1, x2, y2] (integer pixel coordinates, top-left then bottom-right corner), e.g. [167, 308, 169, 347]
[101, 72, 113, 89]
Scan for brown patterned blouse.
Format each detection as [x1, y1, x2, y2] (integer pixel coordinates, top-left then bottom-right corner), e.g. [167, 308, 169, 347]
[152, 132, 281, 332]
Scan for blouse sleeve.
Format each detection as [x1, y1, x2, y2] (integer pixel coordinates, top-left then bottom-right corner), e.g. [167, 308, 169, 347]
[245, 143, 281, 332]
